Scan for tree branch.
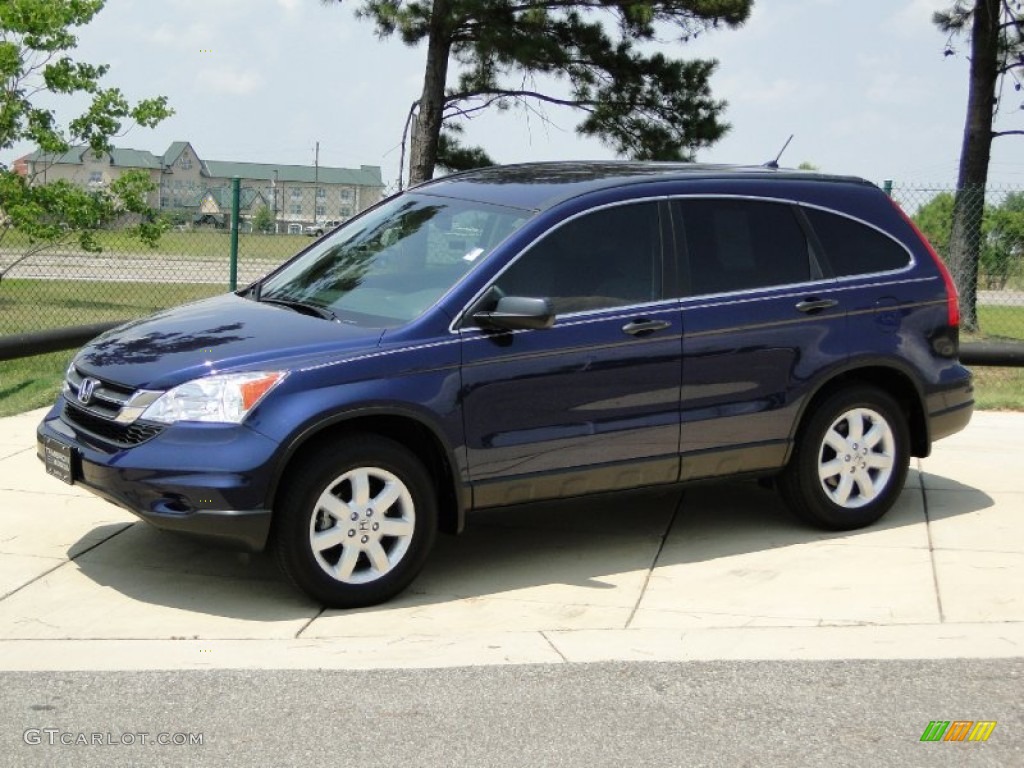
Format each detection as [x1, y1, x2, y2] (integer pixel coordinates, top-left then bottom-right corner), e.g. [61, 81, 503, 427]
[397, 99, 419, 191]
[443, 94, 508, 119]
[992, 129, 1024, 137]
[999, 0, 1023, 30]
[446, 89, 596, 110]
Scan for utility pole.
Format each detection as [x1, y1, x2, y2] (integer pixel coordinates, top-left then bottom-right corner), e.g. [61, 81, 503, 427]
[313, 141, 319, 226]
[272, 169, 279, 234]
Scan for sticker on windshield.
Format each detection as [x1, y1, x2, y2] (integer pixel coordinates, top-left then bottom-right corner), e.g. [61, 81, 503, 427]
[463, 248, 485, 262]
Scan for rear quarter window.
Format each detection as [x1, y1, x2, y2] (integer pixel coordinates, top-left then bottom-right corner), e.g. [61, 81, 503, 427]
[804, 208, 911, 277]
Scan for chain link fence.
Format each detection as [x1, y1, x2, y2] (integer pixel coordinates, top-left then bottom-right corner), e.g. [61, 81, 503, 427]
[0, 182, 381, 339]
[2, 179, 1023, 343]
[892, 182, 1024, 341]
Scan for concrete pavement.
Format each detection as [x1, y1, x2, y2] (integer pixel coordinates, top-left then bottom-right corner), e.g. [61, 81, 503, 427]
[0, 407, 1021, 670]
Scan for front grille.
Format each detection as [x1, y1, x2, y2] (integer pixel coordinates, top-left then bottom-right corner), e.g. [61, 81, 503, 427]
[65, 366, 134, 418]
[62, 403, 164, 447]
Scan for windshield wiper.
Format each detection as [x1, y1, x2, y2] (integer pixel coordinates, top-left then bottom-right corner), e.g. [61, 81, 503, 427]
[259, 297, 339, 322]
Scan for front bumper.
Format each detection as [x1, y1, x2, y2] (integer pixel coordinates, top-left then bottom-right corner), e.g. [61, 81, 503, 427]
[36, 402, 280, 551]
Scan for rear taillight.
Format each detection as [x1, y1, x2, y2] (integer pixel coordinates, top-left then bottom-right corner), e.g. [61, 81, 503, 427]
[890, 198, 960, 328]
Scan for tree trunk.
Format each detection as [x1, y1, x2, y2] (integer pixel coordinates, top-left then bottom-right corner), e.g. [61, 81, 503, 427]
[948, 0, 1000, 332]
[408, 1, 453, 187]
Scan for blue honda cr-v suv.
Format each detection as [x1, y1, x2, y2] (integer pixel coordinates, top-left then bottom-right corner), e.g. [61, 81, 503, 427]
[38, 162, 974, 606]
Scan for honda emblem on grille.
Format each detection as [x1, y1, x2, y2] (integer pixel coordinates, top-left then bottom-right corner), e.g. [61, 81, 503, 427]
[77, 377, 99, 405]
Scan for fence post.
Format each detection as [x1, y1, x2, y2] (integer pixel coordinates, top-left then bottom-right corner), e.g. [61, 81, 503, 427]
[883, 179, 893, 197]
[229, 176, 241, 291]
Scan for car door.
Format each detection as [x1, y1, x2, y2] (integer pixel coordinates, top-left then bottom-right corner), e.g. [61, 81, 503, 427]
[459, 200, 683, 507]
[672, 197, 848, 481]
[799, 204, 919, 359]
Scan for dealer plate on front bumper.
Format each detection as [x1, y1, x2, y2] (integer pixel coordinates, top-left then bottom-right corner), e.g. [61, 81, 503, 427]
[41, 435, 76, 485]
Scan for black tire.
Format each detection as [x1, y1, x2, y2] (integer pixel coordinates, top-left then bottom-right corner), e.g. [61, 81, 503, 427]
[779, 386, 910, 531]
[272, 434, 437, 607]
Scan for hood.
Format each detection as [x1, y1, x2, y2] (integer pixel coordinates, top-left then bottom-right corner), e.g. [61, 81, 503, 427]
[74, 294, 384, 389]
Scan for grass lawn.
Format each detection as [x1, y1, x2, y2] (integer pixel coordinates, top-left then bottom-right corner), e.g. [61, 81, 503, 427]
[0, 279, 223, 335]
[966, 305, 1024, 412]
[0, 280, 225, 417]
[1, 228, 310, 261]
[972, 304, 1024, 341]
[0, 350, 73, 418]
[972, 366, 1024, 411]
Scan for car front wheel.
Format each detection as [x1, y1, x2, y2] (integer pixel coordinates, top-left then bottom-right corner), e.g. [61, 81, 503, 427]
[273, 435, 437, 607]
[779, 386, 910, 530]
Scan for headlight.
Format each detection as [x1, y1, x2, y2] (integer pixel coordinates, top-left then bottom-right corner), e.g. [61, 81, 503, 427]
[141, 371, 287, 424]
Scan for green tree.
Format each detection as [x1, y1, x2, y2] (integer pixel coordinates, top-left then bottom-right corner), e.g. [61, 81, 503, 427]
[325, 1, 752, 186]
[934, 0, 1024, 330]
[913, 191, 957, 257]
[986, 191, 1024, 289]
[913, 190, 1024, 292]
[435, 123, 494, 173]
[0, 0, 173, 280]
[252, 204, 276, 234]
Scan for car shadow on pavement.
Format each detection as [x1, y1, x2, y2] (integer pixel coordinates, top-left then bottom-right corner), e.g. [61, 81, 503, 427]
[402, 471, 993, 595]
[63, 470, 994, 626]
[65, 522, 319, 624]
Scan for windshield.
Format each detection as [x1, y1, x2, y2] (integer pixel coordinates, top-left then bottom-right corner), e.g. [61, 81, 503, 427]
[259, 193, 531, 325]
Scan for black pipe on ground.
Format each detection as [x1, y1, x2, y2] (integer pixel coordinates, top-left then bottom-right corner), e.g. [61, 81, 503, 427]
[959, 342, 1024, 367]
[0, 322, 122, 363]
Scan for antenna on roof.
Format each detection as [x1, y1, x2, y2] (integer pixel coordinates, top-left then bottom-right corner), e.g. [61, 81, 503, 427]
[764, 135, 794, 169]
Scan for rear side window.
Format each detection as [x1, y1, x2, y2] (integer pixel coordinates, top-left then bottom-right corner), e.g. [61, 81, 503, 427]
[676, 199, 812, 296]
[804, 208, 910, 276]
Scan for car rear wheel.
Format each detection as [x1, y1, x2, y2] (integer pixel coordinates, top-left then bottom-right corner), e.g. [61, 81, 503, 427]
[273, 434, 437, 607]
[779, 386, 910, 530]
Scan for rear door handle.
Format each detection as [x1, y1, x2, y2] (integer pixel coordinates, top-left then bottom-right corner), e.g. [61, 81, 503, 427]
[622, 319, 671, 336]
[795, 298, 838, 314]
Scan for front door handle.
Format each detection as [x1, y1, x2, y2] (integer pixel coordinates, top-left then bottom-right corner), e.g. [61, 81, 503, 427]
[622, 319, 671, 336]
[795, 298, 838, 314]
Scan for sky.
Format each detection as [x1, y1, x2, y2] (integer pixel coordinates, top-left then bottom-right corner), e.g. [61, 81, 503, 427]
[5, 0, 1023, 190]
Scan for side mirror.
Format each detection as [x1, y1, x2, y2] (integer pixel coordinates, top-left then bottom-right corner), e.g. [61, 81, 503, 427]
[473, 296, 555, 331]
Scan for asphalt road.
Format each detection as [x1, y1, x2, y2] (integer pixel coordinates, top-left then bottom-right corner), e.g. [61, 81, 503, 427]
[2, 660, 1020, 767]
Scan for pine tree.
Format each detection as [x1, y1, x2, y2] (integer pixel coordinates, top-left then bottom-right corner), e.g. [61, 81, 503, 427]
[935, 0, 1023, 330]
[326, 1, 752, 185]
